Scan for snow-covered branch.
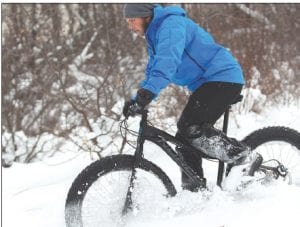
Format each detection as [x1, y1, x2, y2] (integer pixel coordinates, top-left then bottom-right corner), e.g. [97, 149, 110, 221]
[68, 31, 102, 87]
[72, 31, 98, 68]
[236, 4, 275, 29]
[73, 8, 87, 26]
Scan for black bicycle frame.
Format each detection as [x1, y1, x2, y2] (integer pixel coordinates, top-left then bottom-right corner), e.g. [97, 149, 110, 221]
[123, 109, 211, 214]
[122, 106, 232, 214]
[133, 109, 218, 187]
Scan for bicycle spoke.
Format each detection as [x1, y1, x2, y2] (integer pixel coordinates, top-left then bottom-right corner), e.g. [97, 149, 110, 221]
[254, 141, 300, 184]
[290, 160, 300, 172]
[78, 168, 169, 227]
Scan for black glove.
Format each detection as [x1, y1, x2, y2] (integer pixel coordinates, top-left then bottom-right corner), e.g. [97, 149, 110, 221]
[136, 88, 155, 108]
[122, 100, 144, 118]
[122, 89, 155, 118]
[122, 100, 135, 118]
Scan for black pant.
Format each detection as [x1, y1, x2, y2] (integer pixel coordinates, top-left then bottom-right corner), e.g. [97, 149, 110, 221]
[176, 82, 243, 186]
[177, 82, 243, 132]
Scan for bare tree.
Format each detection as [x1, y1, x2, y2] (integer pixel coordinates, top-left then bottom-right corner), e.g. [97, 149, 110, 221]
[2, 3, 299, 165]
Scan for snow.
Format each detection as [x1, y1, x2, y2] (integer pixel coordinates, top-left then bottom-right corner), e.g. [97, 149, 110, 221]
[236, 4, 274, 28]
[2, 102, 300, 227]
[126, 182, 300, 227]
[72, 32, 97, 68]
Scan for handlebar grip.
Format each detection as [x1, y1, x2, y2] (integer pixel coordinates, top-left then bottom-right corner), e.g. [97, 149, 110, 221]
[128, 104, 143, 117]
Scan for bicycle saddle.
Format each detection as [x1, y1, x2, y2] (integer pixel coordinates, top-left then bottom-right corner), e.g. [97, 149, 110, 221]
[231, 94, 243, 105]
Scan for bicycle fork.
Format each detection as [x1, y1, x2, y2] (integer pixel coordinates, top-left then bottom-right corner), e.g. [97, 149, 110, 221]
[122, 116, 147, 215]
[122, 137, 145, 215]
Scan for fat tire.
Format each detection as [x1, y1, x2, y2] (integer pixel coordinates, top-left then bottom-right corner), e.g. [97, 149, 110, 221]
[242, 126, 300, 176]
[242, 126, 300, 150]
[65, 155, 177, 227]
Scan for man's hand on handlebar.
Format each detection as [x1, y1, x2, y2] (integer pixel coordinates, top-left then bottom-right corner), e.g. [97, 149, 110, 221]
[123, 100, 144, 118]
[123, 88, 155, 118]
[128, 103, 144, 118]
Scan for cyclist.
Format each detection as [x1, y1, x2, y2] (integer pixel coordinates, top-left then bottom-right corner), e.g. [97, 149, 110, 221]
[122, 3, 262, 191]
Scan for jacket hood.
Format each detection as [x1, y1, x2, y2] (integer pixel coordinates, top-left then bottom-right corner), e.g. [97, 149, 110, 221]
[146, 5, 187, 34]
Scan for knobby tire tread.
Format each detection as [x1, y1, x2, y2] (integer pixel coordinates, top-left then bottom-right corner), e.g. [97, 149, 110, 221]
[242, 126, 300, 149]
[242, 126, 300, 176]
[65, 154, 176, 227]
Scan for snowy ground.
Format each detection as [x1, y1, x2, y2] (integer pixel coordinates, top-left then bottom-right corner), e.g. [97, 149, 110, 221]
[2, 103, 300, 227]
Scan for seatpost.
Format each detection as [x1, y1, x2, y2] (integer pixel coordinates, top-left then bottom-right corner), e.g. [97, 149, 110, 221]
[217, 106, 231, 187]
[222, 107, 230, 134]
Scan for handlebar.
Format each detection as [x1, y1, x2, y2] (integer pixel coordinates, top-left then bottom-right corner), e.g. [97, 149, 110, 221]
[125, 105, 149, 129]
[125, 104, 148, 119]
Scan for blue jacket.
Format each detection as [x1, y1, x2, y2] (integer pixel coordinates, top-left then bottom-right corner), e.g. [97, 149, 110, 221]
[140, 5, 244, 97]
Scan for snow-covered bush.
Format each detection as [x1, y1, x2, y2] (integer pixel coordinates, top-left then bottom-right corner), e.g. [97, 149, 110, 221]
[2, 4, 299, 165]
[270, 61, 299, 106]
[2, 131, 65, 167]
[238, 67, 267, 114]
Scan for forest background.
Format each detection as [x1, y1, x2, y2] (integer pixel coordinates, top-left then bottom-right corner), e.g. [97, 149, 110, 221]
[2, 3, 300, 165]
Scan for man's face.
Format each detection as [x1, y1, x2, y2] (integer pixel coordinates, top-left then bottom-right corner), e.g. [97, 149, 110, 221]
[126, 17, 151, 37]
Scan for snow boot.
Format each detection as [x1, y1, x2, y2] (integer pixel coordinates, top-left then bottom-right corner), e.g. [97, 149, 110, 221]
[186, 124, 250, 163]
[227, 152, 264, 176]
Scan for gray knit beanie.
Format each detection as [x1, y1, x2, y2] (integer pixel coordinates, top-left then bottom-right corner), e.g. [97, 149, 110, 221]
[123, 3, 157, 18]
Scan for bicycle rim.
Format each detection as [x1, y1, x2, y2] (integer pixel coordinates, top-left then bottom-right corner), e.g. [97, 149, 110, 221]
[254, 141, 300, 185]
[80, 169, 169, 227]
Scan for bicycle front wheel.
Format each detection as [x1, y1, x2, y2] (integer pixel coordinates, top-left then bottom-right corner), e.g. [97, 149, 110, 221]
[243, 126, 300, 184]
[65, 155, 176, 227]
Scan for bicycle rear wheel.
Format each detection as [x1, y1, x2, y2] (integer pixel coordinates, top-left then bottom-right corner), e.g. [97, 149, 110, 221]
[65, 155, 176, 227]
[243, 126, 300, 184]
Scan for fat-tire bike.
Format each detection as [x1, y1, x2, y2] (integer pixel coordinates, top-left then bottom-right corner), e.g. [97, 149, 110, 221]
[65, 96, 300, 227]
